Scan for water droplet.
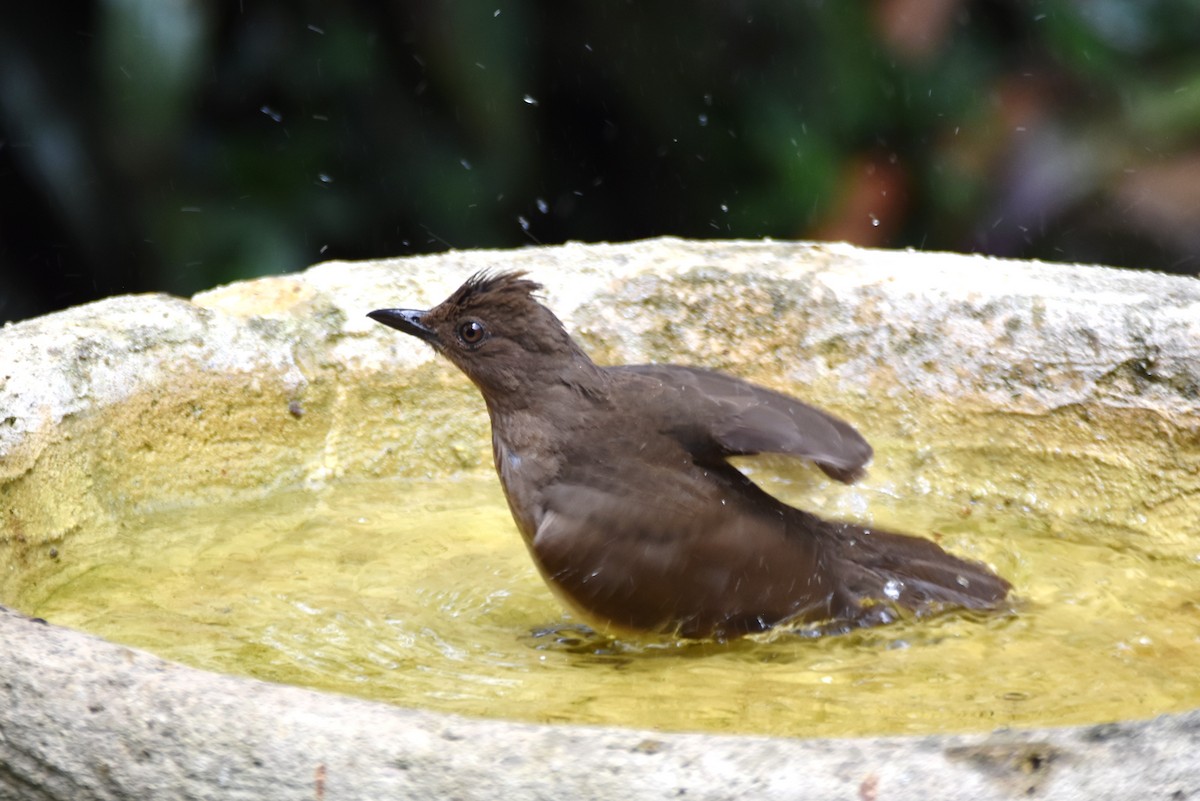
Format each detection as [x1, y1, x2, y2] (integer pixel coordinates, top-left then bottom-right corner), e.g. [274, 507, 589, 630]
[698, 113, 708, 127]
[522, 94, 539, 106]
[869, 213, 880, 227]
[883, 579, 903, 600]
[536, 197, 548, 214]
[317, 173, 333, 184]
[517, 215, 530, 231]
[460, 158, 472, 170]
[260, 105, 282, 123]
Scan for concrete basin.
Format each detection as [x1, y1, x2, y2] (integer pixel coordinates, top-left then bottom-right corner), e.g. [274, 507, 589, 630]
[1, 238, 1198, 800]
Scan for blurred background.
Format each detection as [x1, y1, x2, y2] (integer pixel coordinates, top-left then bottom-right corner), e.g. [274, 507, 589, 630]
[2, 0, 1198, 323]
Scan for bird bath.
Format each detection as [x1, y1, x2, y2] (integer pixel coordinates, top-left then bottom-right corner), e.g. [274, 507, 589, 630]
[2, 238, 1198, 800]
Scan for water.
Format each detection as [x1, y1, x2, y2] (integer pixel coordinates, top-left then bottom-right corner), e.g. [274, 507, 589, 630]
[14, 473, 1200, 737]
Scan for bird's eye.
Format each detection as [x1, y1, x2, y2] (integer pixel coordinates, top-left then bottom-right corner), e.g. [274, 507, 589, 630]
[457, 319, 487, 345]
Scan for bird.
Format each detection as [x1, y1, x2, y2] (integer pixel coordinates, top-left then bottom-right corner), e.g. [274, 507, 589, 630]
[368, 270, 1010, 640]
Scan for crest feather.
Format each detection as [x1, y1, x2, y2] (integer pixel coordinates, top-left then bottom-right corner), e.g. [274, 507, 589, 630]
[447, 270, 543, 308]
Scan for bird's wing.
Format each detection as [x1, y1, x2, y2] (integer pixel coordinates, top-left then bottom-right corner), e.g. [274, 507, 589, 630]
[532, 469, 827, 636]
[617, 364, 873, 483]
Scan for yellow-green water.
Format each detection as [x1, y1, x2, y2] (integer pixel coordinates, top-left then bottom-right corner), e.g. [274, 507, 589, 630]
[14, 472, 1200, 737]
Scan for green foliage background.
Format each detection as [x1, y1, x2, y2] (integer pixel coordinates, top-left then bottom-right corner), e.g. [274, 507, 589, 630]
[2, 1, 1198, 321]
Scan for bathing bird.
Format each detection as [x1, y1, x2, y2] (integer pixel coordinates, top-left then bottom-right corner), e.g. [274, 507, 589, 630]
[369, 271, 1010, 639]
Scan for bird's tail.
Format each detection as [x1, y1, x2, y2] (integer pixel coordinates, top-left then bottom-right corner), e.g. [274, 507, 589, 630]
[822, 521, 1011, 628]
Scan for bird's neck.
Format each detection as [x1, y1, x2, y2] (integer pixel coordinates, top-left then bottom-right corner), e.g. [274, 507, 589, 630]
[483, 362, 608, 534]
[481, 348, 608, 416]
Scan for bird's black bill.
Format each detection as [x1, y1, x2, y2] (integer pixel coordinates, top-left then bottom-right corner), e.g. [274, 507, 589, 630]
[368, 308, 437, 343]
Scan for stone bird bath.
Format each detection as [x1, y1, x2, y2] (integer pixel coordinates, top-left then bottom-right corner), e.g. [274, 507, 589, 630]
[2, 239, 1197, 800]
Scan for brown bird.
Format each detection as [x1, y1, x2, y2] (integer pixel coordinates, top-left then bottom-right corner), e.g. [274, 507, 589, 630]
[369, 271, 1010, 640]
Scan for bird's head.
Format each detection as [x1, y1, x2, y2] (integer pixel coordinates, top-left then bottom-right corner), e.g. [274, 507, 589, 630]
[369, 270, 597, 399]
